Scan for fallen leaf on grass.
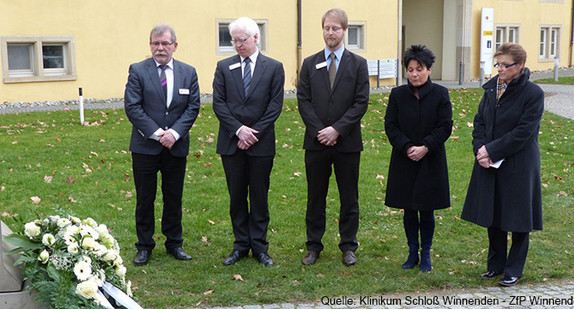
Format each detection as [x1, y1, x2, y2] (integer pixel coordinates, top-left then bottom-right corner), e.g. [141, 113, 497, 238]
[30, 196, 41, 204]
[68, 196, 78, 203]
[44, 175, 53, 183]
[203, 290, 214, 295]
[232, 274, 244, 281]
[201, 236, 211, 246]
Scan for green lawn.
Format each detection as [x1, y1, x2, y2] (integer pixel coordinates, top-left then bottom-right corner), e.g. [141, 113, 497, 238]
[535, 75, 574, 85]
[1, 89, 573, 308]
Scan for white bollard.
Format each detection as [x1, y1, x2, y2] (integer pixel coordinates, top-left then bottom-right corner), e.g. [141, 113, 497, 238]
[79, 88, 85, 125]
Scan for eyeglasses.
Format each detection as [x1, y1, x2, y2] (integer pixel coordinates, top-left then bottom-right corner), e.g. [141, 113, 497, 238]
[323, 26, 343, 32]
[494, 62, 517, 69]
[230, 37, 250, 45]
[150, 41, 175, 47]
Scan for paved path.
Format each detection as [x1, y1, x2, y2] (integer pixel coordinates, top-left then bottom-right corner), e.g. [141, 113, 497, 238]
[213, 278, 574, 309]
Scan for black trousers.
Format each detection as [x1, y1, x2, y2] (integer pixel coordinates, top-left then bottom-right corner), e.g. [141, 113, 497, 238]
[132, 149, 186, 251]
[221, 151, 274, 254]
[487, 227, 530, 277]
[304, 149, 360, 252]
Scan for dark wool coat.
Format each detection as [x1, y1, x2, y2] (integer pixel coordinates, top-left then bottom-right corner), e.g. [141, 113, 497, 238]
[461, 68, 544, 232]
[384, 79, 453, 210]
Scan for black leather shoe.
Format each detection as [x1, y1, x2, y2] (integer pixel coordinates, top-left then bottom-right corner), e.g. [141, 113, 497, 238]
[166, 247, 192, 261]
[480, 270, 502, 279]
[134, 250, 151, 266]
[499, 276, 520, 287]
[256, 252, 274, 267]
[342, 251, 357, 266]
[301, 251, 320, 265]
[223, 250, 247, 266]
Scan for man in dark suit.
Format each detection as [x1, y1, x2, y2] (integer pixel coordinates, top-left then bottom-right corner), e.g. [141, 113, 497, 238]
[124, 24, 200, 266]
[297, 8, 369, 266]
[212, 17, 284, 267]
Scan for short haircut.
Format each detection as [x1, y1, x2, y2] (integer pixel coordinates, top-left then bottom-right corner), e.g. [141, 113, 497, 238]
[150, 24, 177, 43]
[494, 42, 527, 64]
[403, 45, 435, 69]
[322, 8, 348, 29]
[229, 17, 260, 38]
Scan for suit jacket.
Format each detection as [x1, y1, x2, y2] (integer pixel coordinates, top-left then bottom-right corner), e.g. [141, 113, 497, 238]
[124, 58, 200, 157]
[297, 49, 369, 152]
[212, 53, 285, 156]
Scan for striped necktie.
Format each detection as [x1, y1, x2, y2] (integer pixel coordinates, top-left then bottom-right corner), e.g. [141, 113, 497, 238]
[243, 57, 251, 97]
[159, 65, 167, 99]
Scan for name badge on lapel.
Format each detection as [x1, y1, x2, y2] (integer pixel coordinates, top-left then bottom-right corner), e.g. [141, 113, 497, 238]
[315, 62, 327, 70]
[229, 63, 241, 70]
[179, 88, 190, 95]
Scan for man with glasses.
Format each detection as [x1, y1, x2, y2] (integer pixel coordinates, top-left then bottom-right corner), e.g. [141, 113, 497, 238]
[297, 8, 369, 266]
[212, 17, 285, 267]
[125, 24, 200, 266]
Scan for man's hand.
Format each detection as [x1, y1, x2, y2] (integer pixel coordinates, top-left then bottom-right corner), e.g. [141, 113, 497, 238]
[237, 126, 259, 147]
[237, 139, 250, 150]
[158, 130, 176, 149]
[317, 126, 339, 146]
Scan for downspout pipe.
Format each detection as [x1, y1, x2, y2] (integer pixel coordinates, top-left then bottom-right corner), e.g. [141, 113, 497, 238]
[296, 0, 302, 87]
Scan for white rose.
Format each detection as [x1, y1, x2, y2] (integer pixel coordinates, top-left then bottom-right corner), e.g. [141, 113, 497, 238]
[49, 215, 61, 222]
[95, 224, 109, 237]
[75, 279, 98, 299]
[42, 233, 56, 246]
[73, 260, 92, 281]
[116, 265, 127, 278]
[24, 222, 41, 238]
[66, 225, 80, 235]
[100, 234, 115, 249]
[82, 217, 97, 227]
[38, 249, 50, 264]
[81, 237, 97, 250]
[70, 216, 81, 224]
[57, 218, 71, 228]
[102, 250, 117, 262]
[67, 242, 79, 254]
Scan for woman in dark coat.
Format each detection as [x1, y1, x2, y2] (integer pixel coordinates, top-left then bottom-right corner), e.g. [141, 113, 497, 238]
[462, 42, 544, 287]
[384, 45, 452, 272]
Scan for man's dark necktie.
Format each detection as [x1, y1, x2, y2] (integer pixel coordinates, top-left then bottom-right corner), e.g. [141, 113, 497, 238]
[159, 64, 167, 99]
[328, 52, 336, 89]
[243, 57, 251, 97]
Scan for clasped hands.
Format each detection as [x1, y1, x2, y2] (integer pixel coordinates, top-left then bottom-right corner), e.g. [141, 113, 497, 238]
[237, 126, 259, 150]
[157, 129, 176, 149]
[476, 145, 493, 168]
[317, 126, 339, 146]
[407, 145, 428, 162]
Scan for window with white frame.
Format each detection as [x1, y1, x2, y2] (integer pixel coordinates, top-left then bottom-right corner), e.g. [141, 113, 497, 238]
[539, 26, 560, 60]
[216, 20, 267, 55]
[1, 36, 76, 83]
[346, 23, 366, 52]
[495, 25, 520, 50]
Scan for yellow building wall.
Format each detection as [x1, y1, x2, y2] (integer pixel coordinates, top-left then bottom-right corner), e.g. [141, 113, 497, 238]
[0, 0, 399, 104]
[471, 0, 573, 79]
